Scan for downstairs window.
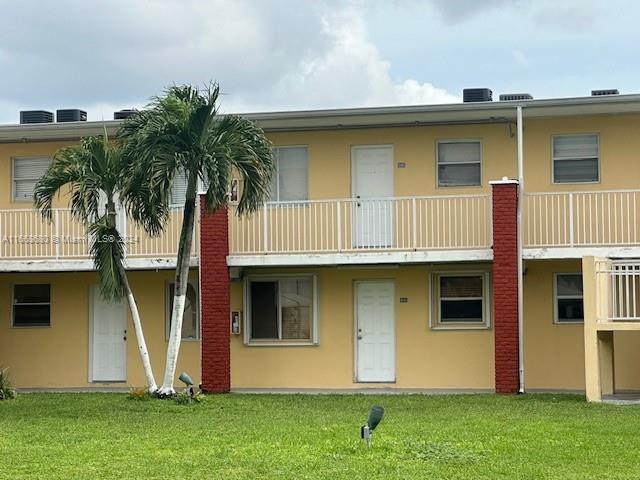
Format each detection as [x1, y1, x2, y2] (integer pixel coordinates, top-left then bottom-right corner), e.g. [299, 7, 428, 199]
[246, 276, 317, 344]
[431, 273, 490, 329]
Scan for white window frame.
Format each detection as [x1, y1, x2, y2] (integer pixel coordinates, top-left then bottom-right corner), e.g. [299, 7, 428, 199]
[551, 133, 600, 184]
[243, 274, 319, 346]
[429, 271, 491, 330]
[12, 156, 52, 202]
[436, 139, 482, 188]
[553, 273, 584, 324]
[11, 283, 51, 328]
[270, 146, 309, 202]
[165, 280, 200, 341]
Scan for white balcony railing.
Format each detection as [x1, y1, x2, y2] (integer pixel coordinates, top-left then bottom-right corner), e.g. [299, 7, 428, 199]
[0, 207, 190, 260]
[595, 259, 640, 321]
[524, 190, 640, 248]
[229, 195, 492, 255]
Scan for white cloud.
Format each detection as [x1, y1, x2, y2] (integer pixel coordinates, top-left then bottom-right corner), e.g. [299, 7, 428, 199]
[268, 7, 458, 110]
[0, 0, 457, 123]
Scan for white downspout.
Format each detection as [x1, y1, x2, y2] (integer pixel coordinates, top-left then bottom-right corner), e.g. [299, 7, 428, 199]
[516, 105, 525, 393]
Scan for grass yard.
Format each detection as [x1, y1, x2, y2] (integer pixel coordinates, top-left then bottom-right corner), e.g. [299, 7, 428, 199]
[1, 393, 639, 479]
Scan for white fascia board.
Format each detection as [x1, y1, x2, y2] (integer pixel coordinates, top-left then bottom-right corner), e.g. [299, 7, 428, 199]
[227, 249, 493, 267]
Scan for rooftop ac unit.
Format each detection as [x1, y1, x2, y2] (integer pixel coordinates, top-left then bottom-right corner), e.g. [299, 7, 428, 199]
[499, 93, 533, 101]
[19, 110, 54, 124]
[591, 89, 619, 96]
[56, 109, 87, 122]
[463, 88, 493, 102]
[113, 109, 137, 120]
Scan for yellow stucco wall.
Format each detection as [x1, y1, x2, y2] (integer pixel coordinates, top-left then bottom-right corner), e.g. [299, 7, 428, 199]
[524, 259, 640, 391]
[230, 264, 495, 390]
[0, 269, 201, 389]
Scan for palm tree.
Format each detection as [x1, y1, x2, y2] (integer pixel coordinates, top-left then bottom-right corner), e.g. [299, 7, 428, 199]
[34, 133, 158, 393]
[119, 83, 274, 395]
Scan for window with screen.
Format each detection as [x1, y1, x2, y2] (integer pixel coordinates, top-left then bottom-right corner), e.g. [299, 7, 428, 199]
[555, 274, 583, 323]
[432, 273, 490, 329]
[247, 276, 316, 343]
[437, 141, 481, 187]
[552, 134, 599, 183]
[166, 282, 199, 339]
[13, 157, 51, 201]
[13, 284, 51, 327]
[269, 147, 308, 201]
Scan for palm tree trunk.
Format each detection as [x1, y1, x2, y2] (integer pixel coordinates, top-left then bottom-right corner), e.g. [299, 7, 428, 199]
[118, 263, 158, 393]
[159, 172, 198, 395]
[107, 198, 158, 393]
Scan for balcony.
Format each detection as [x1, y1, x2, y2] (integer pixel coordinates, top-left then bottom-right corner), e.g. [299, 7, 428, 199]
[228, 195, 493, 266]
[0, 207, 194, 271]
[523, 190, 640, 258]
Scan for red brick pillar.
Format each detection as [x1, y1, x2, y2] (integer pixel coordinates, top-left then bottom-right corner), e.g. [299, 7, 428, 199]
[199, 195, 230, 393]
[490, 179, 520, 394]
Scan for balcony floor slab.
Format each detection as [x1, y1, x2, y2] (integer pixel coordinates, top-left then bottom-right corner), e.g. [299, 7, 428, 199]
[0, 257, 198, 272]
[227, 249, 493, 267]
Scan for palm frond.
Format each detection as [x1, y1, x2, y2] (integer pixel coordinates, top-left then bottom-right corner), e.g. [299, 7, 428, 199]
[88, 219, 126, 301]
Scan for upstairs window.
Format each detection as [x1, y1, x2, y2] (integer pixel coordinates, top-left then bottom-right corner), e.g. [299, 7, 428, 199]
[13, 284, 51, 327]
[13, 156, 51, 201]
[554, 274, 583, 323]
[437, 141, 481, 187]
[246, 276, 317, 344]
[170, 171, 188, 206]
[552, 134, 599, 183]
[269, 147, 308, 201]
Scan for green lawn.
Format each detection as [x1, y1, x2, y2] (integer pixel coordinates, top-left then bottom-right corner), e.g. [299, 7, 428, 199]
[1, 393, 639, 479]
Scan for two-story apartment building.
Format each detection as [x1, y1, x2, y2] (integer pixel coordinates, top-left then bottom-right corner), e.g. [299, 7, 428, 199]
[2, 91, 640, 400]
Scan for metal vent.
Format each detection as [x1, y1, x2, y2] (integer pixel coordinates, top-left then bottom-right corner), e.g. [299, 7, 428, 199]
[56, 109, 87, 122]
[499, 93, 533, 101]
[113, 109, 137, 120]
[463, 88, 493, 102]
[19, 110, 54, 124]
[591, 89, 619, 96]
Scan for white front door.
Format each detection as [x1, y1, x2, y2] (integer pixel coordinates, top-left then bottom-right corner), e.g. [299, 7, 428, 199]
[91, 286, 126, 382]
[352, 146, 394, 248]
[356, 281, 395, 382]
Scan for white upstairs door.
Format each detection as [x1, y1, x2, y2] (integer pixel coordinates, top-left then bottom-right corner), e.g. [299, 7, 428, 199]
[352, 146, 394, 248]
[90, 285, 127, 382]
[355, 281, 395, 382]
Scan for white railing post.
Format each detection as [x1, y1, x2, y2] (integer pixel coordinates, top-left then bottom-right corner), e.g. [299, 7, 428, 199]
[54, 209, 60, 259]
[263, 203, 268, 253]
[412, 197, 417, 250]
[568, 192, 574, 247]
[336, 200, 342, 251]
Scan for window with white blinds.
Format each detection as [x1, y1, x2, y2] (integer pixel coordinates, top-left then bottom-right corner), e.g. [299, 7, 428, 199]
[12, 157, 51, 201]
[170, 171, 188, 206]
[431, 272, 491, 329]
[552, 134, 599, 183]
[437, 141, 481, 187]
[269, 147, 308, 202]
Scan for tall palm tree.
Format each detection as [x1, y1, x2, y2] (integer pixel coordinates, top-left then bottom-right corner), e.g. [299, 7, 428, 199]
[120, 83, 274, 395]
[34, 133, 158, 393]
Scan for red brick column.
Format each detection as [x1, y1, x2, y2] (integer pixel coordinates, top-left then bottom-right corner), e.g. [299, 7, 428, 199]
[491, 179, 520, 394]
[199, 195, 230, 393]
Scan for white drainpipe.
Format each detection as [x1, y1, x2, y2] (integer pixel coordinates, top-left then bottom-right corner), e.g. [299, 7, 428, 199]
[516, 105, 525, 393]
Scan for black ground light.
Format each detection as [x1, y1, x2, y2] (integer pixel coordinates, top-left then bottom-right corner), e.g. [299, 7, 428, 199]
[360, 405, 384, 448]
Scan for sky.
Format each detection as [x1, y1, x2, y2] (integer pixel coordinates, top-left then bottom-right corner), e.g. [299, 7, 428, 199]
[0, 0, 638, 124]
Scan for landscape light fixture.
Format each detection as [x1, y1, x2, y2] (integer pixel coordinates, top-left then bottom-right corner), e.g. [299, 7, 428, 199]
[360, 405, 385, 448]
[178, 372, 194, 399]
